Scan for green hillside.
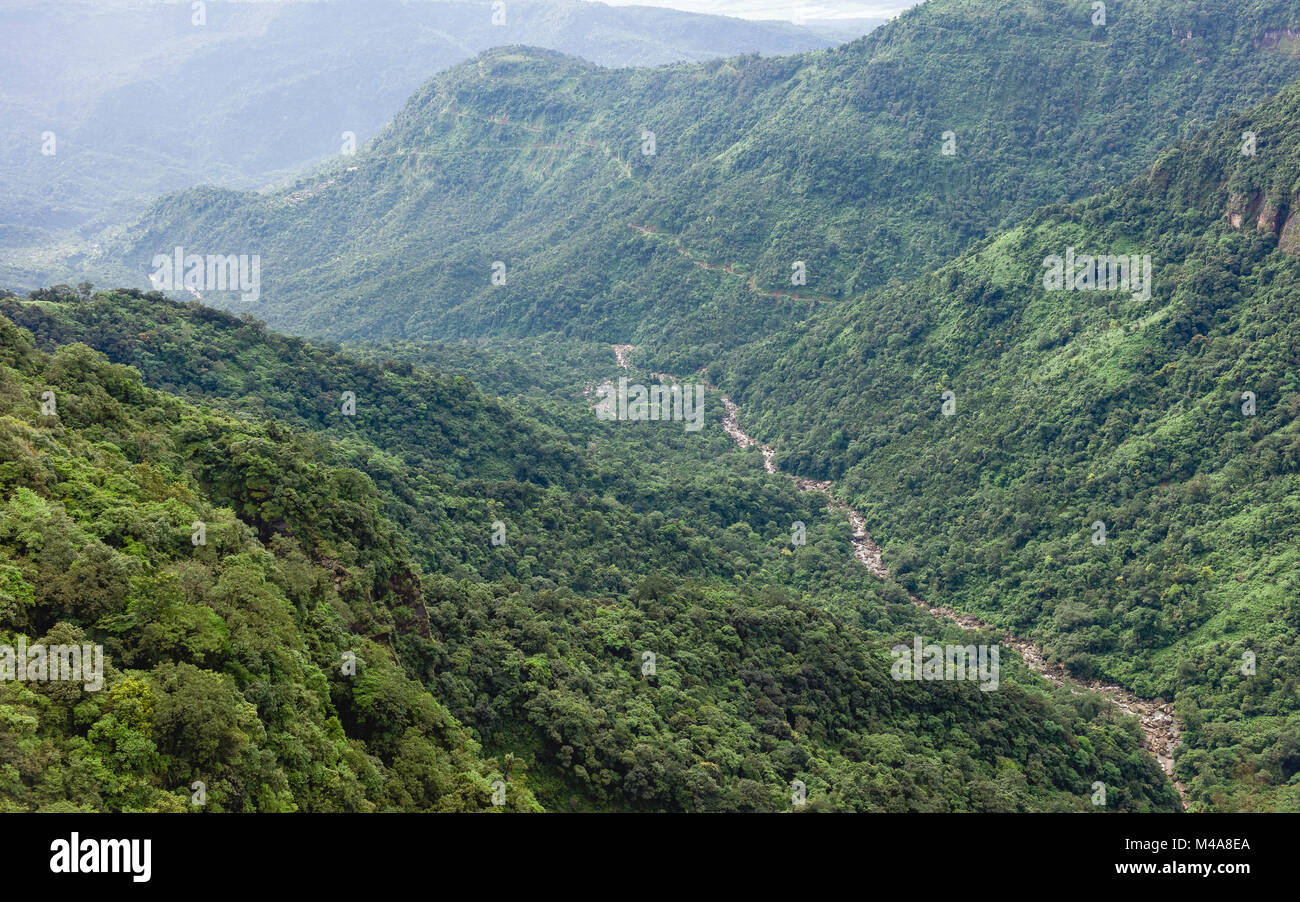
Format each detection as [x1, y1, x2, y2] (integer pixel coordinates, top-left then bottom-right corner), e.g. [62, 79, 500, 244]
[715, 81, 1300, 812]
[0, 310, 540, 812]
[16, 0, 1300, 816]
[0, 0, 852, 250]
[85, 0, 1300, 373]
[0, 292, 1178, 811]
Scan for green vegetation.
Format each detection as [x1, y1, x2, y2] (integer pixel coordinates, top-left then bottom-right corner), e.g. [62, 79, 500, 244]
[17, 0, 1300, 814]
[717, 81, 1300, 812]
[0, 311, 538, 812]
[0, 0, 849, 269]
[0, 292, 1177, 811]
[90, 0, 1300, 374]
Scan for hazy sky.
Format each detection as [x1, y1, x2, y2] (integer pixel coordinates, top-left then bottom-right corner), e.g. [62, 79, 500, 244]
[593, 1, 920, 20]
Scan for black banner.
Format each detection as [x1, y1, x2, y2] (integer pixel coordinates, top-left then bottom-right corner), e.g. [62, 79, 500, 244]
[7, 813, 1279, 889]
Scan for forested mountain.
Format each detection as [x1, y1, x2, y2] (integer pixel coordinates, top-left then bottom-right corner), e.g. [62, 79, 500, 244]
[0, 290, 1178, 811]
[72, 0, 1300, 371]
[713, 80, 1300, 812]
[0, 0, 862, 259]
[0, 307, 541, 812]
[7, 0, 1300, 820]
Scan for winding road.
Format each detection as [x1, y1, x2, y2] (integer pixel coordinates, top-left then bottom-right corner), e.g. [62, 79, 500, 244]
[626, 224, 837, 305]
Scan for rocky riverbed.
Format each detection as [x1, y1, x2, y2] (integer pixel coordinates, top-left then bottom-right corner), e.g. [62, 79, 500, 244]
[600, 345, 1188, 807]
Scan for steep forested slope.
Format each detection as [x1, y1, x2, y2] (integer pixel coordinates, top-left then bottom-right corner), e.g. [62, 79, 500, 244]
[0, 313, 539, 812]
[716, 81, 1300, 812]
[84, 0, 1300, 370]
[0, 293, 1178, 811]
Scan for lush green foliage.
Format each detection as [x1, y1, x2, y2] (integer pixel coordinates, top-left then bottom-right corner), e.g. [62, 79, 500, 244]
[91, 0, 1300, 373]
[0, 0, 850, 267]
[24, 0, 1300, 813]
[717, 82, 1300, 812]
[0, 294, 1177, 811]
[0, 313, 539, 812]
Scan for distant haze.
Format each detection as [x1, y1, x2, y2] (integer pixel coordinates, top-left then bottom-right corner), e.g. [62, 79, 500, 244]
[0, 0, 869, 264]
[592, 0, 919, 19]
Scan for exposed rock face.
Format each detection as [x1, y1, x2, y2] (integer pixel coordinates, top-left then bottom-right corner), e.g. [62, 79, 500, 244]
[1225, 189, 1300, 255]
[1226, 190, 1263, 230]
[1280, 210, 1300, 254]
[1255, 27, 1300, 50]
[1258, 199, 1284, 233]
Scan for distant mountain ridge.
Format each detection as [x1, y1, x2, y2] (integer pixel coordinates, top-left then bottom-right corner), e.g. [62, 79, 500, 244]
[0, 0, 865, 247]
[65, 0, 1300, 374]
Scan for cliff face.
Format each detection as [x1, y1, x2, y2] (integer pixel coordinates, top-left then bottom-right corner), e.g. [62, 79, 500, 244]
[1279, 207, 1300, 253]
[1225, 189, 1300, 252]
[1225, 190, 1263, 229]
